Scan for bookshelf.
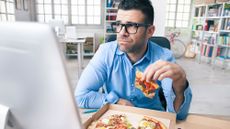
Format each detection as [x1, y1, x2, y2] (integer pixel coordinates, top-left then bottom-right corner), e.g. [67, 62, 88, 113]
[192, 1, 230, 68]
[104, 0, 120, 42]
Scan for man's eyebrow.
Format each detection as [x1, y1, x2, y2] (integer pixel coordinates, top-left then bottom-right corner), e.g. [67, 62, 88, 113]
[126, 22, 137, 24]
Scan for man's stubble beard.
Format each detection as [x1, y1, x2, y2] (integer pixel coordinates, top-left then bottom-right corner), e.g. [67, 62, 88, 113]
[118, 35, 148, 54]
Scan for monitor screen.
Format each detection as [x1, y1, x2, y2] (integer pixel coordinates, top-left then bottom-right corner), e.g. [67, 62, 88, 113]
[0, 22, 83, 129]
[49, 19, 65, 36]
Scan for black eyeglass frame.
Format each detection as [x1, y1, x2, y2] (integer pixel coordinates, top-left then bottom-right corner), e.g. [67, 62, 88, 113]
[111, 22, 151, 34]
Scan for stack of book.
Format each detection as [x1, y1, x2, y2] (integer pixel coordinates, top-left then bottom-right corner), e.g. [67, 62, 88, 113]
[201, 44, 214, 57]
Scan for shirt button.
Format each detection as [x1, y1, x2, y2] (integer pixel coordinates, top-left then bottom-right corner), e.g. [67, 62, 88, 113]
[130, 98, 134, 101]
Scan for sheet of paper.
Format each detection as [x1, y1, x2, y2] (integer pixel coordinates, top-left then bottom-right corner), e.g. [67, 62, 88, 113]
[0, 104, 9, 129]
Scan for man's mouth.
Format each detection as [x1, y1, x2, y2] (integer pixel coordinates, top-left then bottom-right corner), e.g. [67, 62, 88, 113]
[118, 39, 130, 43]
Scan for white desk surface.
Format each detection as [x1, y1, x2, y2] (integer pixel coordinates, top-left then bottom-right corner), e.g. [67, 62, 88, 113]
[59, 38, 86, 43]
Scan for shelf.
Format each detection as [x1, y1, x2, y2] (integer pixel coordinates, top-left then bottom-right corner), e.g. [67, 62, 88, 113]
[193, 17, 205, 19]
[106, 7, 118, 10]
[222, 16, 230, 18]
[192, 39, 203, 43]
[194, 4, 206, 7]
[192, 30, 203, 32]
[217, 44, 230, 47]
[106, 13, 117, 16]
[215, 56, 230, 61]
[105, 33, 116, 35]
[105, 0, 121, 42]
[204, 31, 219, 34]
[202, 43, 215, 46]
[219, 30, 230, 33]
[66, 52, 94, 57]
[105, 20, 116, 23]
[206, 16, 221, 19]
[191, 2, 230, 67]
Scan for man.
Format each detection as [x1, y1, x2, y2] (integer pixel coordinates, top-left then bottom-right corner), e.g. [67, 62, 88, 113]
[75, 0, 192, 120]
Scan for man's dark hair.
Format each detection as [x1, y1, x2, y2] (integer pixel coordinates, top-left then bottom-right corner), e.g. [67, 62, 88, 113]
[118, 0, 154, 25]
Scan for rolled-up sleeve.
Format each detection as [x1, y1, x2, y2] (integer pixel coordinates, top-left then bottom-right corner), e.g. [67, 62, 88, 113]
[164, 81, 192, 120]
[74, 45, 119, 108]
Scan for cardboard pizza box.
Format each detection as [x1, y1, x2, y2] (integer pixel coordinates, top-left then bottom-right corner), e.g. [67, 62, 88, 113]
[176, 114, 230, 129]
[84, 104, 176, 129]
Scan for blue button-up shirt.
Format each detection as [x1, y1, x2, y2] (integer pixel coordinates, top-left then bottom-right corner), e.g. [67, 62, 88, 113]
[75, 40, 192, 120]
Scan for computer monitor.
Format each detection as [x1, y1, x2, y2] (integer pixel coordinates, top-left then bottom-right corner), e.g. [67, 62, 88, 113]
[49, 19, 65, 37]
[0, 22, 83, 129]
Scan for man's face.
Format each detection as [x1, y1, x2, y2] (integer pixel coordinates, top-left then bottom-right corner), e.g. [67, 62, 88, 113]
[116, 9, 154, 54]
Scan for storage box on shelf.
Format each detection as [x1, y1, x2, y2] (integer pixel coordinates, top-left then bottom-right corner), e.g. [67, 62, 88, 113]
[216, 0, 230, 3]
[194, 0, 204, 5]
[192, 1, 230, 68]
[204, 0, 216, 4]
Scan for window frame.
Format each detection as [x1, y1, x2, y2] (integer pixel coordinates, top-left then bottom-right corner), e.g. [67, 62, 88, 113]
[35, 0, 104, 28]
[0, 0, 15, 22]
[165, 0, 192, 28]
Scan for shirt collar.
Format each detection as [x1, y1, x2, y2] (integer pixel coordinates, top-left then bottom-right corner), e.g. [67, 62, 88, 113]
[115, 40, 152, 61]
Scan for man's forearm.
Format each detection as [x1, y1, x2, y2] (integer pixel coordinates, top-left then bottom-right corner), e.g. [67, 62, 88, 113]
[173, 80, 188, 112]
[173, 93, 184, 112]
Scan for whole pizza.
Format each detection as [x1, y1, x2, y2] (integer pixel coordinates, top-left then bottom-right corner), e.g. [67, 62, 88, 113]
[88, 114, 167, 129]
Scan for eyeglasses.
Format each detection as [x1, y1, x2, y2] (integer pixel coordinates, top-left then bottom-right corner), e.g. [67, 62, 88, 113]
[111, 22, 150, 34]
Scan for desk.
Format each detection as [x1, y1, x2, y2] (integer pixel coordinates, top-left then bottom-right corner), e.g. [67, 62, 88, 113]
[80, 108, 230, 129]
[59, 38, 86, 78]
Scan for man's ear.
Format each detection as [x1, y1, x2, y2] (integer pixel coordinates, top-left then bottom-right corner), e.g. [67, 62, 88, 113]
[147, 25, 155, 38]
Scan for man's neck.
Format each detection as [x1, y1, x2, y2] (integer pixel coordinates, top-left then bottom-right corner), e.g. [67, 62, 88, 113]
[127, 44, 148, 64]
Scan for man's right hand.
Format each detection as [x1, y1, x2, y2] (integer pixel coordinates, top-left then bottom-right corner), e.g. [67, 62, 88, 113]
[116, 98, 134, 106]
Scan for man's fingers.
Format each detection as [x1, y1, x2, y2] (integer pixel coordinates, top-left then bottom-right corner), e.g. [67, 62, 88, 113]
[144, 60, 167, 82]
[141, 64, 151, 81]
[153, 65, 170, 80]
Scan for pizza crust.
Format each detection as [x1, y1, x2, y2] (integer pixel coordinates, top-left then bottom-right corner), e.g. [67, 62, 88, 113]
[138, 116, 167, 129]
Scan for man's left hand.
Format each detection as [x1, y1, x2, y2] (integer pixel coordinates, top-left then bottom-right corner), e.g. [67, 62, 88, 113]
[141, 60, 187, 111]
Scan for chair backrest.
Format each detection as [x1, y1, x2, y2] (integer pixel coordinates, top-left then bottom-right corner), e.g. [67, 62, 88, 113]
[105, 34, 117, 42]
[106, 35, 171, 50]
[149, 36, 171, 50]
[149, 36, 170, 110]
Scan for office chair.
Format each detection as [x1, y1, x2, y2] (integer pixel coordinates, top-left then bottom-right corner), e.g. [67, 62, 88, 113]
[148, 36, 171, 110]
[105, 34, 117, 42]
[149, 36, 171, 50]
[106, 35, 171, 50]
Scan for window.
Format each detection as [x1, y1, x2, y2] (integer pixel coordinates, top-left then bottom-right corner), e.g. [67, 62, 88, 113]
[36, 0, 53, 23]
[35, 0, 102, 25]
[0, 0, 15, 22]
[54, 0, 68, 23]
[165, 0, 192, 28]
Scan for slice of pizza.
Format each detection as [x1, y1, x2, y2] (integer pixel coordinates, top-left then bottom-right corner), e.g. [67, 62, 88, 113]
[135, 71, 159, 98]
[88, 114, 135, 129]
[138, 116, 167, 129]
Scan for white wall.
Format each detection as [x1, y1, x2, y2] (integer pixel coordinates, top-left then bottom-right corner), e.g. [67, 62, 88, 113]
[15, 0, 33, 21]
[151, 0, 166, 36]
